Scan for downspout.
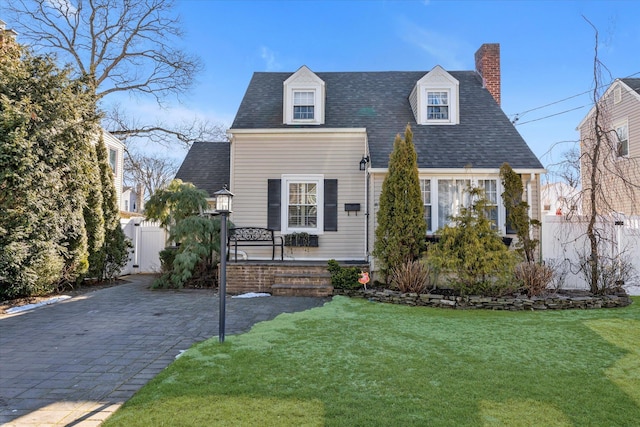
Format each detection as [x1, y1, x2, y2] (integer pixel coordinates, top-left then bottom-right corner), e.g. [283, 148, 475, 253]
[364, 164, 369, 262]
[527, 173, 534, 241]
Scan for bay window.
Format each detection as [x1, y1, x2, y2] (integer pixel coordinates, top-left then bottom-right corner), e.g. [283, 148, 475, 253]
[415, 177, 504, 234]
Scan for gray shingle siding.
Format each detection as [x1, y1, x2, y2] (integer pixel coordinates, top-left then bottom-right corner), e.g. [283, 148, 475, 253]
[174, 141, 230, 196]
[231, 70, 543, 170]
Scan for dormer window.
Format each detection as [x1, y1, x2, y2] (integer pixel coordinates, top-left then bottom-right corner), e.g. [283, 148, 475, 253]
[410, 65, 459, 125]
[427, 91, 449, 120]
[283, 66, 325, 125]
[293, 91, 315, 120]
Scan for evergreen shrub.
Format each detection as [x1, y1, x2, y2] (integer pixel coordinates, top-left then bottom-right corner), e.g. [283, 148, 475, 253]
[327, 260, 361, 290]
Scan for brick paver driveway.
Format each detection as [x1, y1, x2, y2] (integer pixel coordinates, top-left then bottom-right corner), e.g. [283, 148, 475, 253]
[0, 275, 328, 426]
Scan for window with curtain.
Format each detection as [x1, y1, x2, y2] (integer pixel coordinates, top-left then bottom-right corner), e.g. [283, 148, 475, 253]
[427, 91, 449, 120]
[437, 179, 470, 229]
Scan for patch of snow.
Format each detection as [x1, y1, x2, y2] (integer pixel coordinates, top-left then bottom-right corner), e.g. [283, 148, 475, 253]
[231, 292, 271, 299]
[6, 295, 72, 314]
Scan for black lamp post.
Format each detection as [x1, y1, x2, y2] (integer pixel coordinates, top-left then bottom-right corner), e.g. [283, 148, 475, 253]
[214, 185, 233, 343]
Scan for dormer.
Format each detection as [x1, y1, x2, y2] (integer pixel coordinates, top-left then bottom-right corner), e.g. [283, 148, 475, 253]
[410, 65, 460, 125]
[283, 66, 325, 125]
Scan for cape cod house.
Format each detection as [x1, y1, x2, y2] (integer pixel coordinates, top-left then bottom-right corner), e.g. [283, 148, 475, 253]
[180, 43, 545, 294]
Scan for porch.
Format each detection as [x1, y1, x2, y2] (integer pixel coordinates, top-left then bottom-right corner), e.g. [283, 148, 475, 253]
[225, 260, 369, 297]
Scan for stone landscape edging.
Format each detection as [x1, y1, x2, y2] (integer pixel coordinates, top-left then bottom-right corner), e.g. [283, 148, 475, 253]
[333, 288, 632, 310]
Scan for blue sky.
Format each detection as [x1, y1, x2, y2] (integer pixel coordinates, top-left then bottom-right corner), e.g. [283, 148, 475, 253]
[123, 0, 640, 175]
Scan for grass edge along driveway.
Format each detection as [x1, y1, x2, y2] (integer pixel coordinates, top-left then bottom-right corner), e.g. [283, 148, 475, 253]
[104, 296, 640, 427]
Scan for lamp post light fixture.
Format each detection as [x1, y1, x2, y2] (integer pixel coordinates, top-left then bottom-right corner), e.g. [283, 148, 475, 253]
[359, 155, 369, 171]
[213, 185, 233, 343]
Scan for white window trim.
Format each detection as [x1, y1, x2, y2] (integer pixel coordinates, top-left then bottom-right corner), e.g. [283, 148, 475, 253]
[414, 65, 460, 125]
[421, 177, 504, 234]
[281, 174, 324, 234]
[614, 86, 622, 104]
[614, 119, 629, 158]
[109, 148, 118, 176]
[283, 66, 325, 125]
[291, 89, 317, 122]
[425, 89, 451, 123]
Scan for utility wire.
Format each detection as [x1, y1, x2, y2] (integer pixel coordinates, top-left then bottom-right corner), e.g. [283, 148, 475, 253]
[515, 105, 588, 126]
[508, 70, 640, 124]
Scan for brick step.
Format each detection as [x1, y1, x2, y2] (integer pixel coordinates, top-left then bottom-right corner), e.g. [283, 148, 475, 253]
[271, 283, 333, 297]
[273, 272, 331, 286]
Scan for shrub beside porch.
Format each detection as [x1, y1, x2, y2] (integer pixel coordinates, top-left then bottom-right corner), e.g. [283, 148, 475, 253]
[225, 261, 368, 297]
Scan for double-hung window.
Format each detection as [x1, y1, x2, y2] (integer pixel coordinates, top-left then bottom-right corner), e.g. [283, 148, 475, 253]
[288, 182, 317, 228]
[427, 91, 449, 120]
[480, 179, 498, 230]
[280, 175, 324, 234]
[293, 91, 315, 120]
[616, 123, 629, 157]
[109, 148, 117, 175]
[421, 179, 432, 232]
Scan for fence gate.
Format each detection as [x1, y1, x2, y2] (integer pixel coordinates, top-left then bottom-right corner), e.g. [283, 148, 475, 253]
[120, 218, 166, 275]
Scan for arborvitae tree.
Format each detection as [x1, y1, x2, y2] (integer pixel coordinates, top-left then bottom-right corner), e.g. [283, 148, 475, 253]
[0, 42, 100, 298]
[500, 162, 539, 262]
[85, 141, 106, 278]
[88, 134, 130, 280]
[374, 124, 427, 282]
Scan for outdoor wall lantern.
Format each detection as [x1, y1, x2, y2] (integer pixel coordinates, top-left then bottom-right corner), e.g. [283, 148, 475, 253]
[359, 155, 369, 171]
[213, 185, 234, 343]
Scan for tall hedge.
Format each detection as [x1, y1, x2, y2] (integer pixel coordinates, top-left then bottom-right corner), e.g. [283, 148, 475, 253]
[0, 42, 114, 298]
[374, 124, 427, 282]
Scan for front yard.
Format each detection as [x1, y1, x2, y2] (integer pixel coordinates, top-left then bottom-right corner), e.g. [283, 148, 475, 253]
[104, 296, 640, 426]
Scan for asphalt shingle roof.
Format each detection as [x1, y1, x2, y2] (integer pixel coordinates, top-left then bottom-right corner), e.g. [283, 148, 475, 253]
[174, 141, 230, 196]
[231, 70, 543, 170]
[622, 78, 640, 96]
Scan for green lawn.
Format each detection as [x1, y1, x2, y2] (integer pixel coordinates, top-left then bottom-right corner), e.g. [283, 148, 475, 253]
[104, 296, 640, 426]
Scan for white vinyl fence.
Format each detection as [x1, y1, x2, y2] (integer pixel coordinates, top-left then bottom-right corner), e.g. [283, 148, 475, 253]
[541, 214, 640, 293]
[120, 218, 166, 275]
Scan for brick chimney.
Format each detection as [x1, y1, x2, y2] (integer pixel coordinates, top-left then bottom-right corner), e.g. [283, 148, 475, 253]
[474, 43, 501, 105]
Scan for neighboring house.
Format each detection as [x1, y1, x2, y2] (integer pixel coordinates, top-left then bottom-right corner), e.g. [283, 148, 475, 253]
[0, 19, 18, 47]
[541, 182, 582, 216]
[182, 44, 544, 272]
[174, 140, 231, 213]
[101, 130, 125, 210]
[121, 186, 139, 213]
[577, 78, 640, 216]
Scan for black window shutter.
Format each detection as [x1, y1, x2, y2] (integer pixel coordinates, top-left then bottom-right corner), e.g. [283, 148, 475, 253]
[324, 179, 338, 231]
[267, 179, 281, 230]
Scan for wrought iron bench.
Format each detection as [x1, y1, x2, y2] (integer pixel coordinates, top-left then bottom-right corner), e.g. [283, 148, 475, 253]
[227, 227, 284, 262]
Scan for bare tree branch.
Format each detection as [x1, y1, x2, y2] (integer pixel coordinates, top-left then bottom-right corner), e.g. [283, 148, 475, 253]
[576, 16, 640, 293]
[123, 147, 177, 201]
[105, 104, 228, 146]
[6, 0, 202, 103]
